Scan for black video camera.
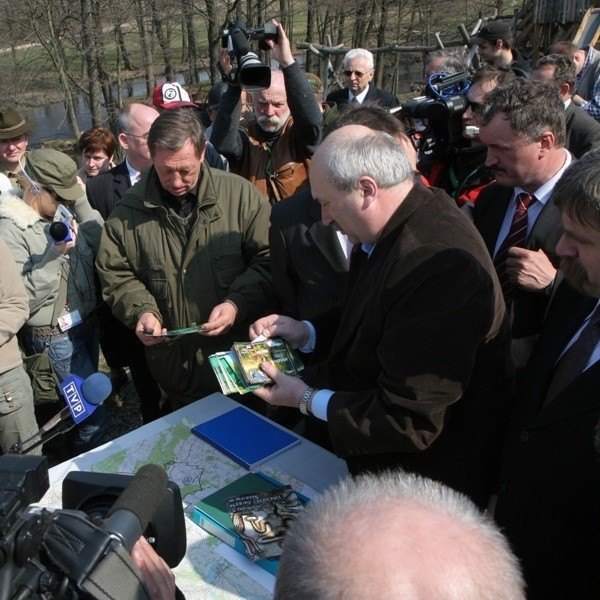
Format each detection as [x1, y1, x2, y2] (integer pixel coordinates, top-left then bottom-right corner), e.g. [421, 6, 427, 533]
[400, 71, 471, 152]
[221, 22, 278, 91]
[0, 455, 186, 600]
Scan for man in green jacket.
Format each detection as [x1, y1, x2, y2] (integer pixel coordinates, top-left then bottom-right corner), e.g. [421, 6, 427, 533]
[96, 108, 274, 406]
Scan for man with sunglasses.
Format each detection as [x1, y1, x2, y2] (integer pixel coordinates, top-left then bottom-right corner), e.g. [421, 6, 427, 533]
[420, 66, 515, 206]
[326, 49, 399, 110]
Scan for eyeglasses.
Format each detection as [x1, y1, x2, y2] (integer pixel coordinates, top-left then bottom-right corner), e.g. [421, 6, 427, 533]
[43, 186, 71, 204]
[126, 132, 150, 140]
[467, 99, 484, 112]
[343, 70, 371, 78]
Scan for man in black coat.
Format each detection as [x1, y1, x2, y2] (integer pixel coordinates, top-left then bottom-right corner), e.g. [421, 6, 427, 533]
[494, 149, 600, 599]
[532, 53, 600, 158]
[87, 102, 165, 423]
[326, 49, 399, 109]
[249, 125, 514, 509]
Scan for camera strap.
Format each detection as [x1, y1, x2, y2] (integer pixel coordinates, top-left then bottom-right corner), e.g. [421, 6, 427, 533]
[42, 511, 153, 600]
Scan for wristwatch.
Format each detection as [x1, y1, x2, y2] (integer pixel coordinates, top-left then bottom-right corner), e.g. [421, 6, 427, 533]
[299, 387, 316, 416]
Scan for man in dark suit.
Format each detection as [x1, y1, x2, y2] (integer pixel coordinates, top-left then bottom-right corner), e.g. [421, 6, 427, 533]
[87, 102, 165, 424]
[532, 53, 600, 158]
[468, 79, 572, 364]
[249, 125, 514, 508]
[270, 188, 349, 320]
[270, 104, 418, 321]
[494, 149, 600, 599]
[326, 49, 399, 109]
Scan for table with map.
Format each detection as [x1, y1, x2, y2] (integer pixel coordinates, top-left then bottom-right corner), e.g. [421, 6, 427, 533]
[42, 393, 348, 599]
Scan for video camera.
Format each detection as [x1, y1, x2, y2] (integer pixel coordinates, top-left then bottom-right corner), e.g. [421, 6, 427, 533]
[221, 22, 278, 91]
[0, 455, 186, 600]
[397, 71, 472, 152]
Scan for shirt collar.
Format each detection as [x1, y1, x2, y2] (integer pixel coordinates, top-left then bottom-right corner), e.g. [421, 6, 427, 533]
[513, 149, 572, 206]
[348, 85, 370, 104]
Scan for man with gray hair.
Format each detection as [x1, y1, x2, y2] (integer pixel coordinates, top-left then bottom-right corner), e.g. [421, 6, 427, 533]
[494, 149, 600, 599]
[249, 125, 513, 508]
[212, 20, 322, 203]
[326, 48, 399, 109]
[97, 108, 273, 407]
[275, 470, 526, 600]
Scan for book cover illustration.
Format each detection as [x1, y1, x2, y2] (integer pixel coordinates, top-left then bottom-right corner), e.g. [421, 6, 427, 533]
[232, 338, 298, 385]
[225, 485, 304, 560]
[209, 337, 303, 394]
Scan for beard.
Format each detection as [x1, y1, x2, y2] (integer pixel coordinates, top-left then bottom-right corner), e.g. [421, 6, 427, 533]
[257, 110, 290, 133]
[561, 257, 592, 296]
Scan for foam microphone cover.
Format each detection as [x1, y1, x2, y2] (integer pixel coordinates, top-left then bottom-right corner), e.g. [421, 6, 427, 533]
[107, 463, 169, 532]
[49, 221, 70, 242]
[81, 372, 112, 405]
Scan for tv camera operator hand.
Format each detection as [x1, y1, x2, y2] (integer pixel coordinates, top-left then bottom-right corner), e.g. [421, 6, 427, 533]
[263, 19, 294, 68]
[131, 536, 177, 600]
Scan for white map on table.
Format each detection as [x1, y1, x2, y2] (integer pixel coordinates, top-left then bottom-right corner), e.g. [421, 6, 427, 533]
[42, 417, 311, 599]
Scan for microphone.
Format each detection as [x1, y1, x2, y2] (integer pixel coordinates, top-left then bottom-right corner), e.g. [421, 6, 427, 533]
[103, 464, 169, 551]
[10, 372, 112, 454]
[49, 221, 72, 243]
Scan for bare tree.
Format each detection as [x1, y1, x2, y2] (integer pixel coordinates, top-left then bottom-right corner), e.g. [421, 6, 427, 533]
[134, 0, 155, 97]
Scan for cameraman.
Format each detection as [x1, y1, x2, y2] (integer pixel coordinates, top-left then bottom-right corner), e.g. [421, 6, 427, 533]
[420, 66, 515, 205]
[211, 19, 322, 203]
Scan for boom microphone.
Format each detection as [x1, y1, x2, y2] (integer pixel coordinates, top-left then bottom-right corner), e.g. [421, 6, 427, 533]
[103, 463, 169, 551]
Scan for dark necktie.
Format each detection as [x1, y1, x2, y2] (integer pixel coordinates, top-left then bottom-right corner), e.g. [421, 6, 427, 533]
[350, 96, 359, 105]
[493, 192, 535, 303]
[544, 304, 600, 405]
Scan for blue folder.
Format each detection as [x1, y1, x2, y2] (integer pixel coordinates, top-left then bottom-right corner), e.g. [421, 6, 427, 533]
[191, 406, 300, 470]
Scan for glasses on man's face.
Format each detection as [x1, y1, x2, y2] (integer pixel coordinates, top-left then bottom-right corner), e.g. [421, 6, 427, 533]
[43, 186, 70, 204]
[466, 99, 484, 112]
[343, 70, 370, 78]
[127, 132, 150, 141]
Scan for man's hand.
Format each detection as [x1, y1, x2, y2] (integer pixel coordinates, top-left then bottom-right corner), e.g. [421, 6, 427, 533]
[249, 314, 310, 348]
[201, 301, 237, 336]
[131, 536, 176, 600]
[264, 19, 294, 68]
[136, 312, 166, 346]
[506, 247, 557, 292]
[218, 47, 234, 78]
[252, 361, 309, 408]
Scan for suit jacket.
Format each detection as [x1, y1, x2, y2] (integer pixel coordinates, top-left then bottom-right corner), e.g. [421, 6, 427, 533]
[469, 183, 563, 338]
[303, 182, 514, 507]
[565, 101, 600, 158]
[494, 282, 600, 599]
[270, 189, 349, 320]
[326, 83, 399, 109]
[86, 160, 130, 220]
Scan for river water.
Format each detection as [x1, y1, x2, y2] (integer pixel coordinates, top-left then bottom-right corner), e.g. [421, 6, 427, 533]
[28, 62, 423, 146]
[28, 71, 209, 146]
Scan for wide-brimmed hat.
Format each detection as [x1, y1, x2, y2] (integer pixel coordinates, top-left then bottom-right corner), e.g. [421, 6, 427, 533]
[152, 82, 197, 109]
[471, 21, 512, 45]
[0, 107, 35, 140]
[26, 148, 82, 202]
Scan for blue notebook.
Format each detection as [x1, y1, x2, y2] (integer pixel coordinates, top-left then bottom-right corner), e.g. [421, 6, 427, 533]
[191, 406, 300, 470]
